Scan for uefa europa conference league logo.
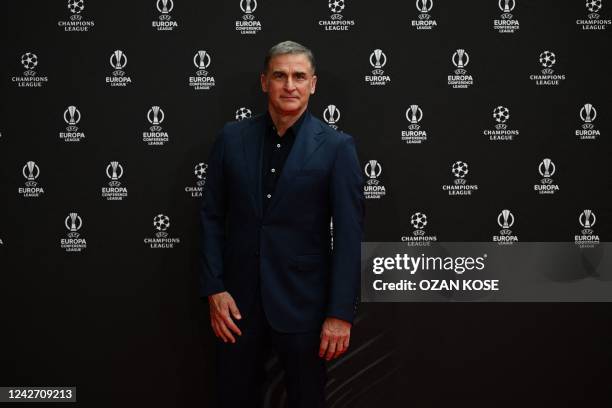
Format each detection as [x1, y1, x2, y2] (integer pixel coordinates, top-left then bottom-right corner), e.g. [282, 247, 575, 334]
[448, 49, 473, 88]
[153, 0, 178, 31]
[58, 0, 94, 31]
[576, 103, 600, 140]
[60, 105, 86, 142]
[493, 209, 518, 245]
[236, 0, 262, 34]
[402, 105, 428, 144]
[105, 50, 132, 87]
[12, 52, 48, 88]
[189, 50, 216, 91]
[530, 50, 565, 86]
[493, 0, 519, 33]
[442, 161, 478, 196]
[484, 105, 519, 141]
[401, 212, 438, 246]
[534, 158, 559, 194]
[185, 162, 207, 198]
[577, 0, 611, 30]
[143, 106, 170, 146]
[575, 210, 600, 248]
[363, 160, 386, 199]
[145, 214, 181, 249]
[318, 0, 356, 31]
[19, 161, 44, 198]
[365, 49, 391, 86]
[61, 212, 87, 252]
[102, 161, 128, 201]
[411, 0, 437, 30]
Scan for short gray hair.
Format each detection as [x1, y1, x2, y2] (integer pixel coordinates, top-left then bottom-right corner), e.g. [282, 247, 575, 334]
[263, 41, 316, 73]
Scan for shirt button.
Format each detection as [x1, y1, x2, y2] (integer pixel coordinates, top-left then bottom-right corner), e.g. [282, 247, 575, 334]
[276, 143, 281, 148]
[271, 168, 276, 173]
[266, 194, 271, 199]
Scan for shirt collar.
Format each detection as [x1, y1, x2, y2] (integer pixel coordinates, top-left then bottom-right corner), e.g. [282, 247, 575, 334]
[265, 109, 308, 139]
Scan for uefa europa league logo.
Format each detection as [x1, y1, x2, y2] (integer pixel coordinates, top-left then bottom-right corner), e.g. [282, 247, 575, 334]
[147, 106, 165, 131]
[406, 105, 423, 130]
[417, 0, 433, 19]
[369, 49, 387, 75]
[65, 212, 83, 238]
[64, 105, 81, 132]
[579, 209, 596, 234]
[538, 158, 556, 184]
[364, 160, 381, 185]
[452, 49, 469, 75]
[323, 105, 341, 129]
[157, 0, 174, 20]
[580, 103, 597, 129]
[240, 0, 257, 20]
[498, 0, 515, 19]
[193, 50, 211, 76]
[22, 161, 40, 187]
[110, 50, 127, 76]
[106, 161, 124, 187]
[497, 209, 514, 234]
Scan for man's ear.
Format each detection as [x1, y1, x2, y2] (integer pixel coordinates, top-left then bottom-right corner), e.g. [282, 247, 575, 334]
[260, 73, 268, 93]
[310, 75, 317, 95]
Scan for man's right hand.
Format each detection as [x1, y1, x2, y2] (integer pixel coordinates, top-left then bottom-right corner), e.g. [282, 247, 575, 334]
[208, 291, 242, 343]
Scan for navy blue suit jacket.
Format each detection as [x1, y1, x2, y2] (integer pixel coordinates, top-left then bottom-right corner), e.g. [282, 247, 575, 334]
[199, 111, 365, 333]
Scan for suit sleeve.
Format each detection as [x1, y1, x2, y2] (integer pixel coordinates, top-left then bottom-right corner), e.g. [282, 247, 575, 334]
[199, 127, 228, 298]
[327, 134, 365, 323]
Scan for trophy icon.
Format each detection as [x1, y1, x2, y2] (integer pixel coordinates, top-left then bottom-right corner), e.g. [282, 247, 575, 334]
[580, 103, 596, 130]
[417, 0, 433, 19]
[64, 105, 81, 132]
[370, 49, 386, 75]
[538, 158, 556, 183]
[323, 105, 340, 129]
[499, 0, 514, 18]
[157, 0, 174, 20]
[497, 209, 514, 232]
[579, 209, 596, 234]
[406, 105, 422, 130]
[194, 50, 210, 76]
[65, 212, 82, 238]
[110, 50, 127, 76]
[147, 106, 165, 131]
[452, 49, 469, 74]
[241, 0, 257, 19]
[106, 161, 123, 187]
[365, 160, 381, 185]
[23, 161, 40, 187]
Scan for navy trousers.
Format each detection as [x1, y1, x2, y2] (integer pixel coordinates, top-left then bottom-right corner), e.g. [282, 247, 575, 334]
[215, 283, 327, 408]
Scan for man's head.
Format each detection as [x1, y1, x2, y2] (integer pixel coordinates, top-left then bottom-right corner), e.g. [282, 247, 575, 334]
[261, 41, 317, 116]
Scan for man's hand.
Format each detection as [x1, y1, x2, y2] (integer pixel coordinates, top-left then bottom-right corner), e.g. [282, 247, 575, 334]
[208, 291, 242, 343]
[319, 317, 351, 361]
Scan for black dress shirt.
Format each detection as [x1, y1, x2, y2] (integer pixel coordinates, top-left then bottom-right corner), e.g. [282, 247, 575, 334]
[261, 110, 307, 215]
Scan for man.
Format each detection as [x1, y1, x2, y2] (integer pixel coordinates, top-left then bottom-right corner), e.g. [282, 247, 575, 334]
[199, 40, 365, 408]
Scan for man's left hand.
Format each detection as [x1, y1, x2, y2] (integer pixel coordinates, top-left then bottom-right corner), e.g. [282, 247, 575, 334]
[319, 317, 351, 361]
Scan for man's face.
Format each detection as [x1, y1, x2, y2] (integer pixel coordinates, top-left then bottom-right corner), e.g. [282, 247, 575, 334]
[261, 53, 317, 115]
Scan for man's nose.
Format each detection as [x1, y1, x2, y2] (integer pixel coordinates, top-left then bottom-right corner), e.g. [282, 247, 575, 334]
[284, 77, 296, 91]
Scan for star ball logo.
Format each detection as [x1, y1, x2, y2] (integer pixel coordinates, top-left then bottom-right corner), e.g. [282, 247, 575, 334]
[577, 0, 611, 30]
[19, 161, 45, 198]
[145, 214, 181, 248]
[365, 49, 391, 86]
[530, 50, 565, 86]
[575, 209, 600, 247]
[484, 105, 519, 141]
[59, 0, 95, 31]
[412, 0, 437, 30]
[153, 0, 178, 31]
[576, 103, 600, 140]
[448, 49, 473, 88]
[363, 160, 386, 199]
[402, 212, 438, 246]
[534, 158, 559, 194]
[60, 105, 86, 142]
[402, 105, 428, 144]
[493, 209, 518, 245]
[318, 0, 355, 31]
[189, 50, 216, 91]
[442, 161, 478, 195]
[143, 106, 169, 145]
[106, 50, 132, 87]
[494, 0, 519, 33]
[323, 105, 341, 130]
[61, 212, 87, 252]
[102, 161, 128, 201]
[185, 162, 207, 198]
[236, 0, 262, 34]
[235, 107, 252, 121]
[12, 52, 49, 88]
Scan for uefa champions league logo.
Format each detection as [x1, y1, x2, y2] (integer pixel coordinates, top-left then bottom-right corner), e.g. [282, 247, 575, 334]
[410, 212, 427, 235]
[319, 0, 355, 31]
[578, 0, 610, 30]
[60, 0, 94, 31]
[153, 214, 170, 238]
[186, 162, 207, 197]
[145, 213, 180, 248]
[576, 209, 600, 247]
[485, 105, 518, 141]
[19, 161, 45, 198]
[12, 52, 48, 87]
[153, 0, 178, 30]
[323, 105, 341, 129]
[21, 52, 38, 75]
[443, 161, 478, 195]
[328, 0, 346, 19]
[530, 50, 565, 86]
[235, 107, 252, 121]
[403, 212, 437, 245]
[363, 160, 386, 199]
[492, 106, 509, 130]
[539, 50, 556, 74]
[189, 50, 216, 90]
[451, 161, 469, 183]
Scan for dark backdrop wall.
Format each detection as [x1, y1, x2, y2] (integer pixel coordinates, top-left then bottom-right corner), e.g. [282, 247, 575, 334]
[1, 0, 611, 407]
